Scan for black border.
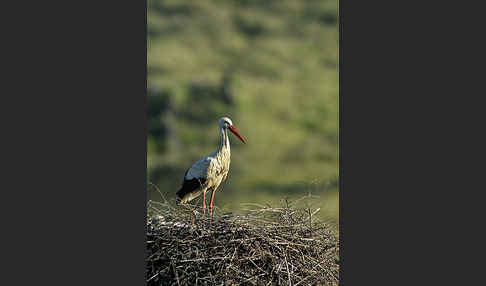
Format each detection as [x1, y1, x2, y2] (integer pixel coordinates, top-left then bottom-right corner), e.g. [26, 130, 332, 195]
[3, 0, 148, 284]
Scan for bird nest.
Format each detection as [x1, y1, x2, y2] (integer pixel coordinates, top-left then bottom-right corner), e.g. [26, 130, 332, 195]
[147, 197, 339, 286]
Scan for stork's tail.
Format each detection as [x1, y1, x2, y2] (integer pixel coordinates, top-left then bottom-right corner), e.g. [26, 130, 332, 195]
[176, 187, 203, 204]
[176, 177, 206, 204]
[176, 188, 188, 204]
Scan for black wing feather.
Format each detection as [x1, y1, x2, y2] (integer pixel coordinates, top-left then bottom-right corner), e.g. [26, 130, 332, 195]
[176, 169, 206, 200]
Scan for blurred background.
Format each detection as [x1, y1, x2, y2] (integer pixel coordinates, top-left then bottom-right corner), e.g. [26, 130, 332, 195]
[147, 0, 339, 225]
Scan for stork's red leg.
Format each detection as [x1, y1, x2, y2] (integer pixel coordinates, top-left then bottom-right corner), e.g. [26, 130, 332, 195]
[202, 190, 206, 214]
[209, 189, 216, 215]
[209, 189, 216, 210]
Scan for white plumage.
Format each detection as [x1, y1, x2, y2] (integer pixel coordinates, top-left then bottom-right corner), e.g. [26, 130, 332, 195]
[176, 117, 246, 213]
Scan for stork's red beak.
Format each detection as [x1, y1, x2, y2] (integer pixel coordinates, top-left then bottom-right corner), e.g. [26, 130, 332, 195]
[229, 125, 246, 144]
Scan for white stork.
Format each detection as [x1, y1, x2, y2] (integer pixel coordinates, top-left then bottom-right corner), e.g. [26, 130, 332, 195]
[176, 117, 246, 215]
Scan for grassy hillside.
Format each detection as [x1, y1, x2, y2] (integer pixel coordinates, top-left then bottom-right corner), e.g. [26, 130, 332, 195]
[147, 0, 339, 224]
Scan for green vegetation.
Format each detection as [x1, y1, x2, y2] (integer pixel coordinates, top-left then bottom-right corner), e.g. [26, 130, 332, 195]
[148, 0, 339, 224]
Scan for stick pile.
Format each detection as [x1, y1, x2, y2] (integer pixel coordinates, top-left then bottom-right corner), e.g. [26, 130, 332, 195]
[147, 198, 339, 285]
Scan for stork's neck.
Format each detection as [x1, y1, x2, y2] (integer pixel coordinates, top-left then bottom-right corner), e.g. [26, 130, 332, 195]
[218, 127, 230, 152]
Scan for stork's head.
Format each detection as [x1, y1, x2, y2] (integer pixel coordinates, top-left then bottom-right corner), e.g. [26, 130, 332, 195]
[219, 117, 246, 144]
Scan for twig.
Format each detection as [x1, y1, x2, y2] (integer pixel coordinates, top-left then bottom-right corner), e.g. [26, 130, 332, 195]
[284, 253, 292, 286]
[147, 271, 159, 282]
